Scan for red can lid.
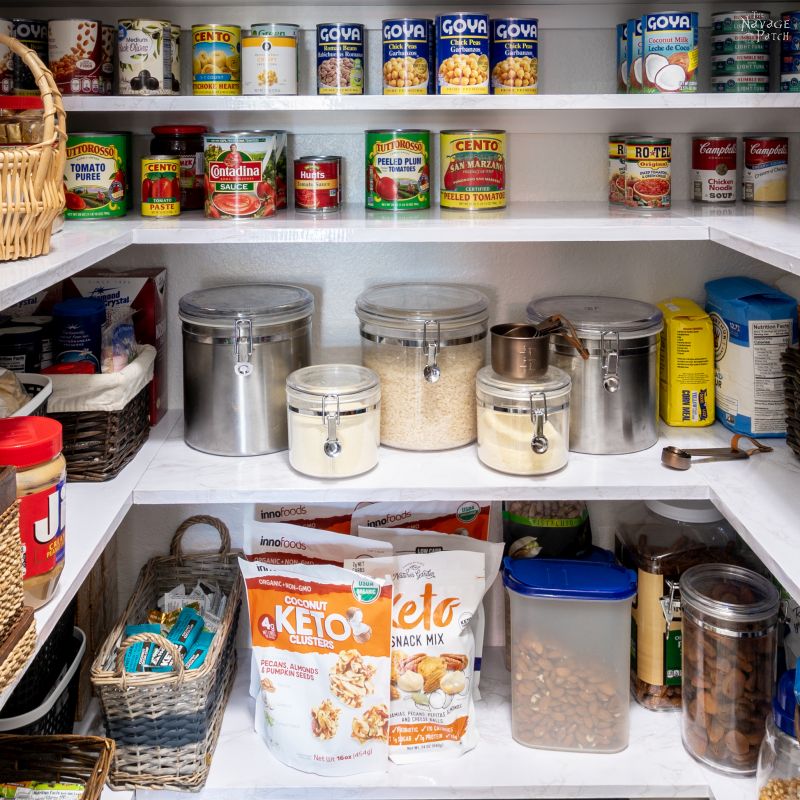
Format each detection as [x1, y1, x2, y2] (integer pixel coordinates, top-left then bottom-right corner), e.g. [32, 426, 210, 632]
[42, 362, 96, 375]
[151, 125, 208, 136]
[0, 97, 44, 111]
[0, 417, 63, 469]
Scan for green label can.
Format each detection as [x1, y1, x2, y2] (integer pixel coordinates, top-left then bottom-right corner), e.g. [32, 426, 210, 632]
[365, 129, 430, 211]
[64, 132, 128, 218]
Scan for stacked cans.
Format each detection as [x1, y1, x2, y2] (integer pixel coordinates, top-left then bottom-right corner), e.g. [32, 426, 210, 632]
[710, 10, 771, 93]
[781, 11, 800, 92]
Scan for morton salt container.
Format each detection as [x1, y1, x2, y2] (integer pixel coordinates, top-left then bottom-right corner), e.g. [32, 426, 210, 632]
[179, 284, 313, 456]
[527, 295, 663, 454]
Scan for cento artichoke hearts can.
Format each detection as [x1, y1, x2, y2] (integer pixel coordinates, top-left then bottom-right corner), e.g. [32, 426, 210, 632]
[625, 137, 671, 209]
[382, 18, 432, 95]
[64, 132, 128, 218]
[366, 130, 430, 210]
[192, 24, 241, 95]
[436, 13, 490, 94]
[294, 156, 341, 213]
[440, 129, 506, 210]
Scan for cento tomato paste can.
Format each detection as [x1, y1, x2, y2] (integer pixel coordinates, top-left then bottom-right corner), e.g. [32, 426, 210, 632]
[192, 24, 241, 96]
[436, 13, 490, 94]
[141, 155, 180, 217]
[609, 134, 626, 205]
[692, 136, 737, 203]
[366, 130, 430, 211]
[440, 129, 506, 210]
[742, 135, 789, 203]
[64, 132, 128, 218]
[294, 156, 341, 213]
[203, 131, 277, 219]
[625, 136, 671, 209]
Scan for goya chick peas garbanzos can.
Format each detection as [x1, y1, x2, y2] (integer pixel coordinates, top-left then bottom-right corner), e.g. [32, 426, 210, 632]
[366, 130, 430, 211]
[294, 156, 341, 213]
[141, 155, 180, 217]
[382, 18, 432, 95]
[692, 136, 737, 203]
[440, 130, 506, 210]
[192, 24, 240, 96]
[625, 137, 671, 209]
[436, 13, 490, 94]
[490, 18, 538, 94]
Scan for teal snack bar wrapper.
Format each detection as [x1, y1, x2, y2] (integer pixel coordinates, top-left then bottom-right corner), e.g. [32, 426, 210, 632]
[185, 629, 215, 670]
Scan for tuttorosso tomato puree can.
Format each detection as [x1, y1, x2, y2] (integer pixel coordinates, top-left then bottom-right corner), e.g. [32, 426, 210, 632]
[692, 136, 737, 203]
[743, 136, 789, 204]
[203, 131, 276, 219]
[440, 129, 506, 210]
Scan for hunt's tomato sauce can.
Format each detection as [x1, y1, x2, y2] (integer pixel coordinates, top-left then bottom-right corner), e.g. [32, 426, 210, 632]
[692, 135, 736, 203]
[440, 129, 506, 210]
[294, 156, 341, 213]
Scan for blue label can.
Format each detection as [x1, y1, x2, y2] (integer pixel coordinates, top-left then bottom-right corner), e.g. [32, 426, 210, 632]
[316, 23, 364, 94]
[490, 18, 538, 94]
[435, 13, 489, 94]
[617, 22, 629, 92]
[53, 298, 106, 373]
[626, 18, 643, 93]
[382, 18, 432, 95]
[641, 12, 699, 93]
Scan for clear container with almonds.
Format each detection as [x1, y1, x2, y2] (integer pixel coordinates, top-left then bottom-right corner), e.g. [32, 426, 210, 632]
[503, 554, 637, 753]
[680, 564, 780, 776]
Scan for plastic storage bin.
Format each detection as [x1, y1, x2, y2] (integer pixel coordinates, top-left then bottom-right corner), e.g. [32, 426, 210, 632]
[757, 669, 800, 799]
[503, 555, 637, 753]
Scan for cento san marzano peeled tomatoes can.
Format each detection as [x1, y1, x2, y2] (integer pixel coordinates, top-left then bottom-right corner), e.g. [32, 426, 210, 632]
[490, 18, 538, 94]
[440, 130, 506, 210]
[382, 18, 431, 95]
[436, 13, 490, 94]
[366, 130, 430, 211]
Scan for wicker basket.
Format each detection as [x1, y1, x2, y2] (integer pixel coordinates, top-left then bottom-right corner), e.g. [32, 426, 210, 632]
[91, 516, 242, 791]
[0, 606, 36, 694]
[0, 498, 23, 644]
[0, 734, 114, 800]
[0, 34, 66, 262]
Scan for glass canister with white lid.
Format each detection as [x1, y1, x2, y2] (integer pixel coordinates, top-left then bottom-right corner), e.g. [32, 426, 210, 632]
[476, 365, 571, 475]
[356, 283, 489, 450]
[286, 364, 380, 478]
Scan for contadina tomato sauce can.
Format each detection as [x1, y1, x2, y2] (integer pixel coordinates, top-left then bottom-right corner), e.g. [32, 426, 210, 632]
[192, 24, 241, 95]
[366, 129, 431, 211]
[440, 129, 506, 209]
[294, 156, 341, 213]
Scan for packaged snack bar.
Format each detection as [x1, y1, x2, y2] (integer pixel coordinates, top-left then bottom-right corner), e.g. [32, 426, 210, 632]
[253, 502, 361, 533]
[350, 501, 491, 540]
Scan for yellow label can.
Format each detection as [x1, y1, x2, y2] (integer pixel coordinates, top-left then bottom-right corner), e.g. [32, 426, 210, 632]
[440, 129, 506, 210]
[141, 156, 180, 218]
[192, 24, 241, 95]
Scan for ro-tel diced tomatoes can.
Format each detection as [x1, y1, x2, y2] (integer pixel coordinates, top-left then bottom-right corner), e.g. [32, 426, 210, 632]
[625, 136, 671, 209]
[204, 131, 277, 219]
[440, 130, 506, 210]
[294, 156, 341, 213]
[382, 18, 432, 95]
[64, 132, 128, 219]
[317, 23, 365, 95]
[12, 19, 48, 95]
[608, 134, 626, 205]
[743, 135, 789, 203]
[490, 18, 538, 94]
[436, 13, 490, 94]
[47, 19, 103, 96]
[192, 24, 241, 96]
[692, 136, 737, 203]
[366, 130, 431, 211]
[141, 155, 180, 218]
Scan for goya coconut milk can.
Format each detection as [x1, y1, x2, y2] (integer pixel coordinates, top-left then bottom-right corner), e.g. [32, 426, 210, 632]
[627, 18, 644, 93]
[642, 11, 698, 93]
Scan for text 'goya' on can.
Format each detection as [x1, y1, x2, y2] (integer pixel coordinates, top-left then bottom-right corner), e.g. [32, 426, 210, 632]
[317, 23, 364, 95]
[382, 18, 432, 95]
[48, 19, 103, 96]
[0, 19, 12, 95]
[609, 134, 626, 205]
[491, 18, 538, 94]
[625, 136, 671, 209]
[295, 156, 341, 213]
[13, 19, 48, 95]
[440, 129, 506, 210]
[64, 132, 128, 218]
[366, 130, 430, 211]
[692, 136, 737, 203]
[642, 11, 699, 93]
[141, 155, 180, 217]
[204, 131, 276, 218]
[743, 135, 789, 203]
[192, 24, 241, 96]
[242, 35, 297, 95]
[117, 19, 172, 95]
[436, 13, 490, 94]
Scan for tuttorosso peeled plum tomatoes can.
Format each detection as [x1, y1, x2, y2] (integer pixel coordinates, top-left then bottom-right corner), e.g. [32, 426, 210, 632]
[440, 129, 506, 210]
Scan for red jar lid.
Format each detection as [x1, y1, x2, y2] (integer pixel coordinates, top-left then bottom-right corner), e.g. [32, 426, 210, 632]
[0, 417, 63, 469]
[152, 125, 208, 136]
[42, 362, 95, 375]
[0, 97, 44, 111]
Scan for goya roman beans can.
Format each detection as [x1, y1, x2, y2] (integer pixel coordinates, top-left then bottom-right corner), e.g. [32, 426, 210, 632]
[366, 130, 430, 211]
[294, 156, 341, 213]
[192, 24, 241, 96]
[625, 136, 671, 209]
[436, 13, 490, 94]
[490, 18, 538, 94]
[609, 134, 626, 205]
[692, 136, 737, 203]
[440, 129, 506, 210]
[743, 136, 789, 203]
[317, 23, 365, 95]
[140, 155, 180, 217]
[382, 18, 431, 95]
[63, 132, 128, 218]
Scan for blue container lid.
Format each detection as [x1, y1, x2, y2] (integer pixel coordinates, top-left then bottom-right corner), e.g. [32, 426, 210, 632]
[52, 298, 106, 320]
[503, 555, 637, 601]
[773, 669, 797, 737]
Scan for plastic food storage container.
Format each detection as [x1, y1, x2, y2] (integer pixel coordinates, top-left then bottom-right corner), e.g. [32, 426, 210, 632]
[616, 500, 739, 711]
[503, 555, 637, 752]
[286, 364, 381, 478]
[476, 365, 571, 475]
[756, 669, 800, 799]
[356, 283, 488, 450]
[680, 564, 780, 775]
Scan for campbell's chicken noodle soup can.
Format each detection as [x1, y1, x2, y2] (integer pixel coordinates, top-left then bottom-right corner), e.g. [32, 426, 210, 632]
[608, 135, 626, 205]
[317, 23, 365, 95]
[294, 156, 341, 212]
[743, 136, 789, 203]
[141, 156, 180, 217]
[625, 137, 671, 209]
[13, 19, 48, 95]
[436, 13, 490, 94]
[366, 130, 431, 211]
[0, 19, 13, 95]
[192, 24, 241, 96]
[48, 19, 103, 96]
[692, 136, 737, 203]
[491, 18, 538, 95]
[382, 18, 432, 95]
[440, 130, 506, 210]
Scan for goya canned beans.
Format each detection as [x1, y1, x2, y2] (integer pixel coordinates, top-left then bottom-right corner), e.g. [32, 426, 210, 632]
[117, 19, 173, 95]
[317, 23, 365, 95]
[64, 132, 128, 219]
[642, 11, 698, 93]
[141, 156, 180, 217]
[692, 136, 737, 203]
[242, 35, 297, 95]
[436, 13, 490, 94]
[192, 24, 241, 96]
[0, 19, 13, 95]
[13, 19, 48, 95]
[743, 136, 788, 203]
[440, 129, 506, 210]
[204, 131, 276, 219]
[382, 18, 431, 95]
[625, 136, 671, 209]
[491, 18, 538, 94]
[295, 156, 341, 213]
[48, 19, 103, 95]
[608, 135, 626, 205]
[366, 130, 430, 211]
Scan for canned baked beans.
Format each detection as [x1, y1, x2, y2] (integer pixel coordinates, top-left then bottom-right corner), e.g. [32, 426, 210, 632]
[743, 135, 788, 203]
[192, 24, 241, 96]
[692, 136, 736, 203]
[608, 134, 626, 205]
[440, 129, 506, 210]
[48, 19, 103, 95]
[625, 136, 672, 209]
[141, 155, 180, 218]
[294, 156, 341, 213]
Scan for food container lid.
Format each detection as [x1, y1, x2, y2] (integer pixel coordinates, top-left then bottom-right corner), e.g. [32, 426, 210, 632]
[0, 417, 63, 469]
[52, 298, 106, 320]
[152, 125, 208, 136]
[179, 284, 314, 328]
[680, 564, 780, 625]
[476, 365, 571, 401]
[502, 556, 637, 601]
[287, 364, 380, 406]
[644, 499, 724, 524]
[0, 97, 44, 111]
[42, 362, 95, 375]
[527, 295, 663, 340]
[772, 669, 797, 737]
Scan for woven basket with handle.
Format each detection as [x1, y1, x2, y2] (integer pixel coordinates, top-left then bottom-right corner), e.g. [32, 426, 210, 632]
[0, 33, 66, 262]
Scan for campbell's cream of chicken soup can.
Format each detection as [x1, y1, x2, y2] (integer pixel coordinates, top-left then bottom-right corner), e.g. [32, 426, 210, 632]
[692, 136, 737, 203]
[242, 35, 297, 95]
[743, 136, 789, 203]
[440, 129, 506, 209]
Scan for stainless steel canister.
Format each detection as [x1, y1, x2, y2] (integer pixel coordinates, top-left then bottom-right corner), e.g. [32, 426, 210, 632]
[527, 295, 663, 454]
[179, 284, 314, 456]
